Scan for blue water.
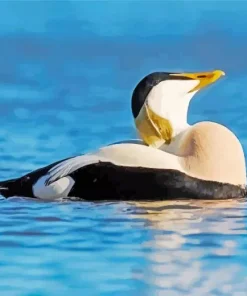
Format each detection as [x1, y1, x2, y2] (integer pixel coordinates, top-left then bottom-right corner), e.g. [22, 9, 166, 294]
[0, 1, 247, 295]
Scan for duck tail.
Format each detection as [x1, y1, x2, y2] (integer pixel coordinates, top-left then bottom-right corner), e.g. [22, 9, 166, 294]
[0, 179, 16, 198]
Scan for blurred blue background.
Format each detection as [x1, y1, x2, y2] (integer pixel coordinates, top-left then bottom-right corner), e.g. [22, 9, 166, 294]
[0, 1, 247, 295]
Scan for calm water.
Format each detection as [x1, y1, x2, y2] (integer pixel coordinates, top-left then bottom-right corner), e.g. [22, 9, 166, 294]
[0, 1, 247, 295]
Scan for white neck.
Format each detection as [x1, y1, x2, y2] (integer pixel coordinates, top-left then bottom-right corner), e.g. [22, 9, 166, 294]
[159, 129, 188, 155]
[146, 80, 199, 137]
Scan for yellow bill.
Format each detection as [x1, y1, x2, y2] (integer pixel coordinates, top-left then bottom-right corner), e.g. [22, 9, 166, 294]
[170, 69, 225, 92]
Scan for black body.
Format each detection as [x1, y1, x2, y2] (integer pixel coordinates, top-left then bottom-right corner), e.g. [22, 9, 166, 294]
[0, 160, 245, 200]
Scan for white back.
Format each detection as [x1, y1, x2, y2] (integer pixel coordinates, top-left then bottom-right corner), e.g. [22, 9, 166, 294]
[96, 143, 182, 170]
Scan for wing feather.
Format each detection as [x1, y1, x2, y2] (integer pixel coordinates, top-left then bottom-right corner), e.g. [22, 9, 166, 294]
[45, 154, 108, 186]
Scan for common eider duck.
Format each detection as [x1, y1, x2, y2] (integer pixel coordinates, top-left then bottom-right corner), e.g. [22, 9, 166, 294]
[0, 70, 246, 200]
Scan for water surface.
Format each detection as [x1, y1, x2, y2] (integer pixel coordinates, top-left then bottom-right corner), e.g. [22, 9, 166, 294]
[0, 1, 247, 295]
